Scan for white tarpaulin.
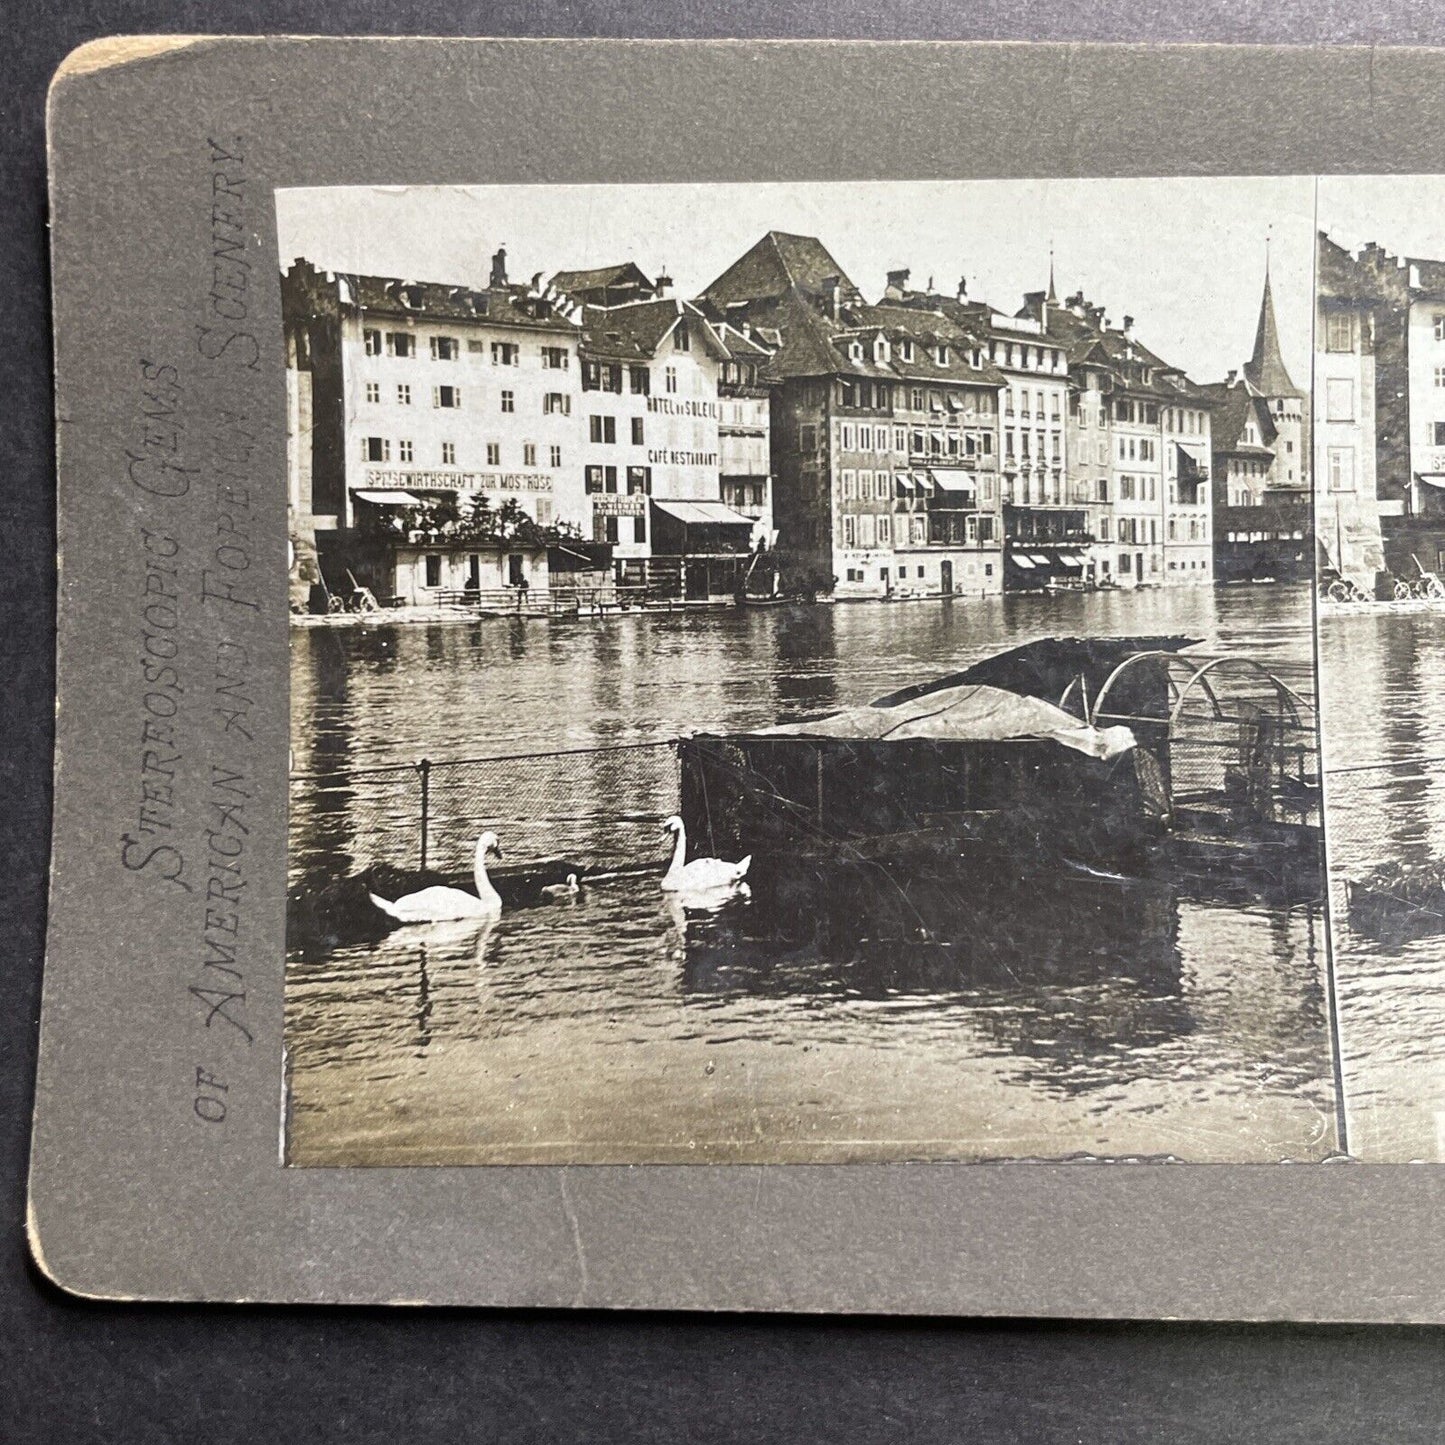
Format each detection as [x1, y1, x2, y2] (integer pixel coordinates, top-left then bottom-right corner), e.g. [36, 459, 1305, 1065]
[761, 682, 1137, 761]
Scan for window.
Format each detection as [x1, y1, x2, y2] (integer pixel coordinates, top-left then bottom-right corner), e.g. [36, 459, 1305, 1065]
[441, 442, 456, 465]
[1099, 517, 1111, 542]
[629, 365, 650, 394]
[841, 470, 856, 499]
[875, 473, 890, 500]
[424, 554, 442, 589]
[842, 516, 857, 547]
[859, 514, 876, 547]
[487, 442, 500, 466]
[1436, 315, 1445, 342]
[674, 322, 690, 351]
[1435, 422, 1445, 446]
[841, 424, 856, 450]
[363, 436, 390, 462]
[877, 515, 892, 544]
[523, 442, 537, 467]
[585, 465, 604, 494]
[1326, 378, 1354, 421]
[1328, 446, 1355, 492]
[467, 340, 485, 355]
[543, 392, 571, 416]
[631, 417, 645, 446]
[433, 385, 461, 409]
[365, 382, 380, 403]
[1326, 312, 1354, 353]
[589, 415, 616, 444]
[542, 346, 569, 369]
[631, 515, 647, 544]
[398, 440, 414, 463]
[491, 342, 519, 366]
[1120, 552, 1132, 574]
[894, 426, 907, 452]
[550, 444, 562, 467]
[665, 366, 678, 394]
[386, 332, 414, 358]
[363, 328, 382, 356]
[626, 465, 651, 495]
[431, 336, 458, 361]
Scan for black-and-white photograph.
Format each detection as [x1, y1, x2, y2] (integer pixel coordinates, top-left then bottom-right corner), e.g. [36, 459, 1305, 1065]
[1314, 178, 1445, 1161]
[279, 178, 1331, 1167]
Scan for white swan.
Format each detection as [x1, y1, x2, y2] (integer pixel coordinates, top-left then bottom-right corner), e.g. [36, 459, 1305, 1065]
[660, 815, 750, 894]
[541, 872, 580, 899]
[370, 833, 503, 923]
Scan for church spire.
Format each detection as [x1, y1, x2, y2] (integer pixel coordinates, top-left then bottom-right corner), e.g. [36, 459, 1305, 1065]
[1047, 242, 1057, 304]
[1243, 240, 1301, 397]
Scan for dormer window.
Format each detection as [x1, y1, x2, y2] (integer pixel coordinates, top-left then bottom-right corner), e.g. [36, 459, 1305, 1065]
[674, 322, 690, 352]
[849, 341, 864, 362]
[937, 344, 950, 366]
[898, 339, 914, 362]
[873, 337, 889, 364]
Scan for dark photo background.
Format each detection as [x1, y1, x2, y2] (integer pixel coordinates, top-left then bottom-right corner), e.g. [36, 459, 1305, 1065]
[10, 5, 1445, 1442]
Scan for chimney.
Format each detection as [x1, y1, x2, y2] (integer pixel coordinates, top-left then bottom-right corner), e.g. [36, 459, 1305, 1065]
[655, 271, 673, 297]
[822, 275, 843, 319]
[1227, 368, 1238, 385]
[1123, 315, 1134, 336]
[489, 245, 508, 288]
[956, 275, 968, 300]
[885, 267, 910, 300]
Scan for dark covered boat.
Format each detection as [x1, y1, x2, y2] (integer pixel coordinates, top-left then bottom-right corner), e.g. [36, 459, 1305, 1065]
[678, 635, 1323, 894]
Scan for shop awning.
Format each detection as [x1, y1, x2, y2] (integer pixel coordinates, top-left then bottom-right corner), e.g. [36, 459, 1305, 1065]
[1417, 473, 1445, 488]
[651, 499, 756, 526]
[1058, 554, 1085, 569]
[895, 474, 915, 491]
[927, 469, 975, 492]
[1029, 553, 1054, 566]
[946, 394, 962, 411]
[1010, 553, 1036, 569]
[353, 489, 422, 505]
[912, 471, 935, 491]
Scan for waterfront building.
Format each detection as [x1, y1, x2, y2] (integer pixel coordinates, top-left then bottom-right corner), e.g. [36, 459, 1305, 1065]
[281, 250, 593, 604]
[1339, 237, 1445, 579]
[1313, 234, 1386, 588]
[700, 236, 1007, 599]
[1202, 373, 1310, 583]
[577, 297, 761, 596]
[1200, 262, 1313, 584]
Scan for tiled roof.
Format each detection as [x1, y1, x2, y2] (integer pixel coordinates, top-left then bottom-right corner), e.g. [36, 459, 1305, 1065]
[1199, 378, 1277, 454]
[701, 231, 861, 308]
[550, 262, 653, 296]
[580, 298, 727, 362]
[288, 260, 580, 333]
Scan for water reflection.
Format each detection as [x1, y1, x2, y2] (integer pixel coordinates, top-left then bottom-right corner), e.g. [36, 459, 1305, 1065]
[1319, 612, 1445, 1159]
[287, 585, 1337, 1165]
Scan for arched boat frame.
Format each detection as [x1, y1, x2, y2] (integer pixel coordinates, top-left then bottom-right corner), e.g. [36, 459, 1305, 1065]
[1083, 651, 1311, 731]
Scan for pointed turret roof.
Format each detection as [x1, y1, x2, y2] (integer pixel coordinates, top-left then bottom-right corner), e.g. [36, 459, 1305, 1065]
[1243, 265, 1303, 398]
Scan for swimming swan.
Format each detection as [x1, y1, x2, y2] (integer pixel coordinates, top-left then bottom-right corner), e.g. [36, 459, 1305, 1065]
[660, 815, 750, 893]
[541, 872, 581, 899]
[370, 833, 503, 923]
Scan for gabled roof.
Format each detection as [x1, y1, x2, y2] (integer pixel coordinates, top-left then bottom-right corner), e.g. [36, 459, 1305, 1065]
[580, 298, 728, 363]
[701, 231, 861, 308]
[1244, 266, 1303, 398]
[550, 261, 654, 297]
[1199, 378, 1278, 455]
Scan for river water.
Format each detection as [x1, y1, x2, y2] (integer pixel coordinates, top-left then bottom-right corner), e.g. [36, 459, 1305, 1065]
[1318, 609, 1445, 1162]
[286, 583, 1339, 1166]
